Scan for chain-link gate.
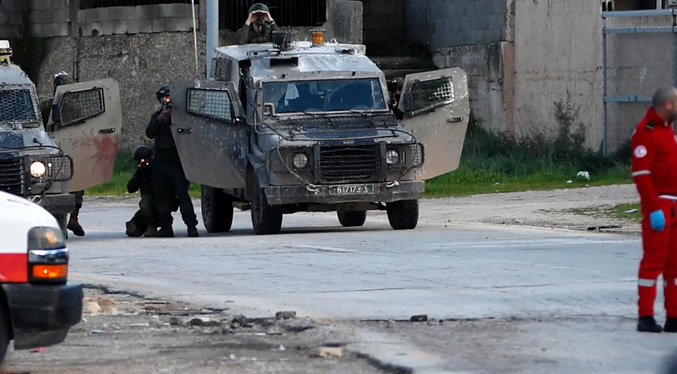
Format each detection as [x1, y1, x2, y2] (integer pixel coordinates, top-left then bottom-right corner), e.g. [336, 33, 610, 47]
[602, 9, 677, 155]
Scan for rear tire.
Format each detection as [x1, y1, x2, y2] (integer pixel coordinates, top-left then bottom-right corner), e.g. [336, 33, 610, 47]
[201, 185, 234, 233]
[387, 200, 419, 230]
[0, 306, 9, 365]
[54, 213, 68, 239]
[250, 178, 283, 235]
[337, 211, 367, 227]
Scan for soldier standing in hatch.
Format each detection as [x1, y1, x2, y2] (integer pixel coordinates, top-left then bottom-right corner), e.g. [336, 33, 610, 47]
[145, 85, 199, 238]
[236, 3, 281, 45]
[631, 86, 677, 333]
[39, 71, 86, 237]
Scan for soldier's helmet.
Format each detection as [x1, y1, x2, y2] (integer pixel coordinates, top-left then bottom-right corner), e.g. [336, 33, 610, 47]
[249, 3, 270, 13]
[53, 71, 74, 87]
[133, 145, 154, 161]
[156, 85, 171, 100]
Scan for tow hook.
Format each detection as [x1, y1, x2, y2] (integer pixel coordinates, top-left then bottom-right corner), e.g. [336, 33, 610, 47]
[384, 181, 400, 189]
[306, 184, 320, 194]
[29, 195, 43, 204]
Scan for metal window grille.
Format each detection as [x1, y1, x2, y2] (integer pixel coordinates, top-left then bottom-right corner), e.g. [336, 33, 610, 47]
[60, 87, 105, 127]
[187, 88, 233, 122]
[80, 0, 197, 9]
[41, 155, 74, 182]
[410, 77, 454, 114]
[220, 0, 326, 31]
[0, 89, 37, 124]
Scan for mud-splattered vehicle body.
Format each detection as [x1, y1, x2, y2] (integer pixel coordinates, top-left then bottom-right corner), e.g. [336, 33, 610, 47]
[0, 41, 122, 235]
[170, 39, 469, 235]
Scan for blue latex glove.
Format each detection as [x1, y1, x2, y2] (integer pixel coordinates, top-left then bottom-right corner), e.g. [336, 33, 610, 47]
[650, 210, 666, 231]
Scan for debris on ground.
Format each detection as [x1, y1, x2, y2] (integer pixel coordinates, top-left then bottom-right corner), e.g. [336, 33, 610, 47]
[411, 314, 428, 322]
[276, 311, 297, 320]
[317, 347, 344, 358]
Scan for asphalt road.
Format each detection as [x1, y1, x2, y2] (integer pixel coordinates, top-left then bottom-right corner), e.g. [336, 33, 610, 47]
[64, 199, 677, 374]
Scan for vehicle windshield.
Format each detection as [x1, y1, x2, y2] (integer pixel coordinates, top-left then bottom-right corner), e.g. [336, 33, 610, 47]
[263, 78, 387, 114]
[0, 89, 37, 123]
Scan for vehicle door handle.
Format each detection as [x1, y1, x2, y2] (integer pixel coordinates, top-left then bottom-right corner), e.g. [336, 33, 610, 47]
[177, 128, 193, 134]
[99, 128, 116, 134]
[447, 117, 464, 123]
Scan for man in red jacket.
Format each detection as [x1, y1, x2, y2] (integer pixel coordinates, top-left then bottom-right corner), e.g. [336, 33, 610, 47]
[632, 86, 677, 333]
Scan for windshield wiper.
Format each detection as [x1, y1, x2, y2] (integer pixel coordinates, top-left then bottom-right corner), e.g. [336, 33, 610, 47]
[349, 109, 379, 117]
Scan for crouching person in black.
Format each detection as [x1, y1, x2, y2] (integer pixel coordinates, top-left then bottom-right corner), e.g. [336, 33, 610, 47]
[125, 145, 159, 238]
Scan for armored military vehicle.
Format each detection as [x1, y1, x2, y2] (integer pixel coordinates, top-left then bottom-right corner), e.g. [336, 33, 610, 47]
[170, 33, 469, 235]
[0, 40, 122, 235]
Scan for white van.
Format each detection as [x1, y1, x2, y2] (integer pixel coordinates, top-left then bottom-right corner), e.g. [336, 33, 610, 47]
[0, 190, 82, 363]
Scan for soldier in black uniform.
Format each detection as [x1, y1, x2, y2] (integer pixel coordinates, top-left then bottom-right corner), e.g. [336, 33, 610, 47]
[145, 85, 199, 238]
[236, 3, 280, 45]
[125, 145, 158, 238]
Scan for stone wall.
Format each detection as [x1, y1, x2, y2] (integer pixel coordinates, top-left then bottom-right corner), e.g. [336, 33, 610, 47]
[77, 4, 198, 36]
[511, 0, 604, 150]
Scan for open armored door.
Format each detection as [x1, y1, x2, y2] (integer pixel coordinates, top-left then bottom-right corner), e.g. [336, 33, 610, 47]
[170, 80, 247, 189]
[398, 68, 470, 180]
[48, 79, 122, 192]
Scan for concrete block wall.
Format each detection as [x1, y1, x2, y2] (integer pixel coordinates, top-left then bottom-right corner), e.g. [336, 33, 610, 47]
[77, 4, 199, 37]
[406, 0, 508, 48]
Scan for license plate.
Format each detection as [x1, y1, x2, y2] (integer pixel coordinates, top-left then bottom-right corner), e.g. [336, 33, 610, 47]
[329, 184, 374, 196]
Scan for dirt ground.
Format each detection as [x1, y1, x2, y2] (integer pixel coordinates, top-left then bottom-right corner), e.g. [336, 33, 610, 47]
[2, 287, 386, 374]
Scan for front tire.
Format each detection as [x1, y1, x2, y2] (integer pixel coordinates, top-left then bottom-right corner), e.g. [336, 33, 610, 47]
[201, 185, 234, 233]
[0, 306, 9, 364]
[337, 211, 367, 227]
[250, 178, 283, 235]
[387, 200, 419, 230]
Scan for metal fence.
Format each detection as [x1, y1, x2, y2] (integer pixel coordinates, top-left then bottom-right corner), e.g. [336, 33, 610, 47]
[219, 0, 326, 31]
[601, 9, 677, 155]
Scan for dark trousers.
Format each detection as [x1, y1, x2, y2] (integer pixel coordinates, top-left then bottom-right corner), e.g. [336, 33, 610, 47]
[129, 194, 158, 229]
[152, 159, 197, 228]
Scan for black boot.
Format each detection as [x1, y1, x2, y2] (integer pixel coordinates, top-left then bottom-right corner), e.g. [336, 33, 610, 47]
[187, 226, 199, 237]
[67, 206, 85, 237]
[638, 316, 663, 333]
[665, 318, 677, 333]
[125, 221, 143, 237]
[157, 226, 175, 238]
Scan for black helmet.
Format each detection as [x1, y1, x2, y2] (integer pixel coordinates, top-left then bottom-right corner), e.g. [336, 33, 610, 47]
[156, 85, 171, 100]
[249, 3, 270, 13]
[133, 145, 153, 161]
[53, 71, 74, 87]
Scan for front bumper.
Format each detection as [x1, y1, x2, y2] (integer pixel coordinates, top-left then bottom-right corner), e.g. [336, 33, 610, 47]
[2, 283, 83, 350]
[32, 193, 76, 215]
[265, 180, 425, 205]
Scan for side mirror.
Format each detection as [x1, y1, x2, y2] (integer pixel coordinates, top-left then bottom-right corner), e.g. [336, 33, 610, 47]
[401, 93, 413, 112]
[51, 103, 61, 123]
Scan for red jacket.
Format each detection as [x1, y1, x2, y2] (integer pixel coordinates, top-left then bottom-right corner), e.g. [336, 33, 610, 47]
[631, 107, 677, 213]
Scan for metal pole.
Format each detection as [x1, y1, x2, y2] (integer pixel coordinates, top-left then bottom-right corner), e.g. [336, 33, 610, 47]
[602, 15, 609, 157]
[673, 11, 677, 89]
[206, 0, 219, 80]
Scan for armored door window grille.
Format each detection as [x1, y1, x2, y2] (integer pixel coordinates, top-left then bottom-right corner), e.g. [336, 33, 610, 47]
[0, 89, 37, 123]
[187, 88, 233, 122]
[409, 77, 455, 115]
[59, 87, 105, 127]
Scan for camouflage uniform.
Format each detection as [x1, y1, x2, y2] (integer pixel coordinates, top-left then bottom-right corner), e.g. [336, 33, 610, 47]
[236, 3, 281, 45]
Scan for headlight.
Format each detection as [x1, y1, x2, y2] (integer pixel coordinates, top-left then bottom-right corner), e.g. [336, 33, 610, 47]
[292, 153, 309, 169]
[30, 161, 47, 178]
[386, 150, 400, 165]
[27, 227, 66, 251]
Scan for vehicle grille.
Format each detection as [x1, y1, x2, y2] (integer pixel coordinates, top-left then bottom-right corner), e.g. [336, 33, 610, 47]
[0, 157, 23, 195]
[319, 146, 380, 184]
